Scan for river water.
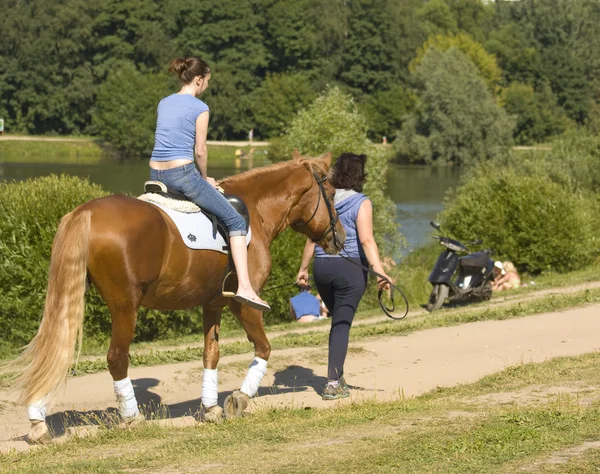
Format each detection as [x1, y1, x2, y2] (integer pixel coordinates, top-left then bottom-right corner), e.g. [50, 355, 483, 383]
[0, 157, 462, 254]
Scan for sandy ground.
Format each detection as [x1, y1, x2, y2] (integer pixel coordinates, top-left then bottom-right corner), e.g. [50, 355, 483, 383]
[1, 297, 599, 454]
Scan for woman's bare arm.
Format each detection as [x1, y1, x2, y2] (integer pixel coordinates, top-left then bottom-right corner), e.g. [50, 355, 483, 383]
[356, 200, 392, 289]
[195, 112, 210, 178]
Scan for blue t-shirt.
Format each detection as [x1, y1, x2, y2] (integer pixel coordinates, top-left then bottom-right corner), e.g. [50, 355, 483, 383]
[150, 94, 209, 162]
[290, 292, 320, 319]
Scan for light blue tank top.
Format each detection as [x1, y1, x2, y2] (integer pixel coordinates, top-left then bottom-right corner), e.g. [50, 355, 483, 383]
[315, 190, 368, 260]
[150, 94, 209, 162]
[290, 292, 320, 318]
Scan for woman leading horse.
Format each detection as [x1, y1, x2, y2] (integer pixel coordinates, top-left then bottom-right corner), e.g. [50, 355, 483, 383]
[15, 151, 345, 443]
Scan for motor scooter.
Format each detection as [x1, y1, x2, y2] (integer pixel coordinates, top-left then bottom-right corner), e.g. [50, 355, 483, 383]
[426, 221, 495, 312]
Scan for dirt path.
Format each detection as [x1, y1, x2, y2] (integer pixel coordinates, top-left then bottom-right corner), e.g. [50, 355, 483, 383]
[2, 300, 599, 454]
[59, 280, 600, 364]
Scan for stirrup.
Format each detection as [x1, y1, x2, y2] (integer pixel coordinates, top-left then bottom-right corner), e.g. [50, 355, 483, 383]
[222, 271, 237, 298]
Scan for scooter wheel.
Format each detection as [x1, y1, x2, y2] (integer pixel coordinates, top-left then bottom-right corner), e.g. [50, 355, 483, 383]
[426, 284, 449, 312]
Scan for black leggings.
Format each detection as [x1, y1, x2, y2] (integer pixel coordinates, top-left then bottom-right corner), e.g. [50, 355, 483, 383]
[313, 257, 368, 380]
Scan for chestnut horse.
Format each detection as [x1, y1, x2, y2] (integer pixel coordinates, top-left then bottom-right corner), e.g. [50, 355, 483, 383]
[16, 151, 345, 442]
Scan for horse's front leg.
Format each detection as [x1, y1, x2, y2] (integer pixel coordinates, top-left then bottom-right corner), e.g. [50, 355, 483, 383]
[200, 304, 224, 423]
[224, 301, 271, 419]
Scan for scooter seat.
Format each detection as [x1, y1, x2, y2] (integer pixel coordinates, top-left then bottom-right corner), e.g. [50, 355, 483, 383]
[459, 251, 489, 269]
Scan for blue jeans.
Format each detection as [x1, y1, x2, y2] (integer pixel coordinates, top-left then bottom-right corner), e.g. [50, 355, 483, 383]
[150, 164, 247, 236]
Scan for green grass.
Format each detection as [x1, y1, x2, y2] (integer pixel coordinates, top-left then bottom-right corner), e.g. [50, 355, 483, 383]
[207, 144, 270, 161]
[4, 353, 600, 473]
[0, 138, 270, 165]
[0, 139, 105, 164]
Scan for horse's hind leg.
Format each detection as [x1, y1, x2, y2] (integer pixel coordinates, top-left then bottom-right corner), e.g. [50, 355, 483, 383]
[105, 300, 144, 424]
[224, 302, 271, 419]
[200, 304, 224, 423]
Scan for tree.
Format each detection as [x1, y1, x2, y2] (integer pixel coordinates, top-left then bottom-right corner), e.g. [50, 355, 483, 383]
[396, 48, 514, 165]
[416, 0, 458, 37]
[250, 72, 317, 139]
[282, 87, 402, 257]
[93, 62, 172, 157]
[174, 0, 269, 139]
[411, 33, 502, 91]
[502, 82, 571, 145]
[0, 0, 99, 134]
[358, 86, 416, 142]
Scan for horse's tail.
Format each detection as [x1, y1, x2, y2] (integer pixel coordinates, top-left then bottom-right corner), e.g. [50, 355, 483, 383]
[15, 209, 91, 406]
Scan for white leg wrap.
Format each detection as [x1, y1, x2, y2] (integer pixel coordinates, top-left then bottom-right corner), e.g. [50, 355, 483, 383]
[28, 398, 48, 421]
[201, 369, 219, 408]
[114, 377, 139, 419]
[240, 357, 267, 398]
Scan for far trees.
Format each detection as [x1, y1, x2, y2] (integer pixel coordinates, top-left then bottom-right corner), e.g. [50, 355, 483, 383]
[396, 48, 514, 166]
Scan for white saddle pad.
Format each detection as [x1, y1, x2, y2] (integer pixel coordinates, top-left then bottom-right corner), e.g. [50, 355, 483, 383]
[138, 193, 251, 253]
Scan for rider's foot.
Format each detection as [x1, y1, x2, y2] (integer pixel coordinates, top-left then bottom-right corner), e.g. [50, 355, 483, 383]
[233, 291, 271, 312]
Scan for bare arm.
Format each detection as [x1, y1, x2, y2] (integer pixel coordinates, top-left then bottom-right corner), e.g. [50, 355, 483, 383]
[357, 199, 392, 290]
[297, 238, 316, 285]
[195, 111, 210, 179]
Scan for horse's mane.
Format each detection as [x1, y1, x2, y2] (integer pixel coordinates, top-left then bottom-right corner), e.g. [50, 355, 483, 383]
[221, 156, 328, 186]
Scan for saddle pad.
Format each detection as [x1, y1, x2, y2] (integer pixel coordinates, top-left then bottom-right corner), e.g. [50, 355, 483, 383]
[139, 195, 251, 253]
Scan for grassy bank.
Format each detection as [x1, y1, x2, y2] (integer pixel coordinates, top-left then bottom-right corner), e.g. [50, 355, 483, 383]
[3, 352, 600, 472]
[0, 137, 269, 164]
[0, 139, 105, 164]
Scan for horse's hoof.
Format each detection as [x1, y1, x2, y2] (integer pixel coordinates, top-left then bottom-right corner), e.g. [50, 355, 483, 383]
[200, 404, 223, 424]
[224, 391, 250, 420]
[121, 411, 145, 428]
[27, 420, 51, 444]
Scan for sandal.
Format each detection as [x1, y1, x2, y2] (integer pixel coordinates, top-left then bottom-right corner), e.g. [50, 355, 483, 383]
[233, 294, 271, 312]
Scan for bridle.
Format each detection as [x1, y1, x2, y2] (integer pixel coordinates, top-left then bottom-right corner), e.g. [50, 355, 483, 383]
[303, 169, 343, 251]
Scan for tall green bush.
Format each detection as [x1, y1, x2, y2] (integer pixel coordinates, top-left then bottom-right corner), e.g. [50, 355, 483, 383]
[440, 133, 600, 273]
[260, 87, 404, 319]
[0, 176, 205, 357]
[0, 176, 108, 356]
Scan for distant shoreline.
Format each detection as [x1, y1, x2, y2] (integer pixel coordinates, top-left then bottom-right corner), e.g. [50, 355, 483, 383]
[0, 135, 270, 147]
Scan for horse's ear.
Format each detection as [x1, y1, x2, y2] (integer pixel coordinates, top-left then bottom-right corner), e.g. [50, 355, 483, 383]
[292, 149, 301, 161]
[320, 152, 333, 168]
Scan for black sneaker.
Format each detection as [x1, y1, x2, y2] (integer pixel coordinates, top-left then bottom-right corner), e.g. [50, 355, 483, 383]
[322, 380, 350, 400]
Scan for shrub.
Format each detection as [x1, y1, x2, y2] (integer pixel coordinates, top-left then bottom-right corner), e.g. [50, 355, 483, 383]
[0, 176, 108, 356]
[441, 165, 597, 274]
[0, 176, 204, 356]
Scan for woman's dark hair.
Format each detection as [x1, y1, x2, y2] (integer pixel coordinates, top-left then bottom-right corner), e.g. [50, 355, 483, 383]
[168, 57, 211, 84]
[330, 153, 368, 192]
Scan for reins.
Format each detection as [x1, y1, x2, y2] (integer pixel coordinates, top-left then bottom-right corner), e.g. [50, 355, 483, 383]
[336, 246, 409, 320]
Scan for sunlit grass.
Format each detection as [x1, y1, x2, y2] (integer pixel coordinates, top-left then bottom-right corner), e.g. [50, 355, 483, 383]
[3, 353, 600, 473]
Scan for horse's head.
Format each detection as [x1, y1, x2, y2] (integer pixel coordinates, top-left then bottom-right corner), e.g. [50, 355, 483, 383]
[289, 150, 346, 254]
